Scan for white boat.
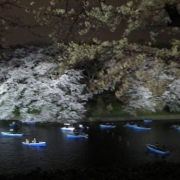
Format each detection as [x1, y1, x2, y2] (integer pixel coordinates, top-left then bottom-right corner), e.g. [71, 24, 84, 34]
[77, 124, 89, 129]
[22, 141, 46, 147]
[64, 123, 71, 126]
[1, 132, 23, 137]
[60, 126, 75, 131]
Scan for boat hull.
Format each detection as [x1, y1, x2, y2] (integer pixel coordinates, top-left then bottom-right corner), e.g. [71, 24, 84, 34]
[1, 132, 23, 137]
[133, 126, 151, 130]
[67, 134, 88, 138]
[22, 142, 46, 147]
[146, 144, 169, 155]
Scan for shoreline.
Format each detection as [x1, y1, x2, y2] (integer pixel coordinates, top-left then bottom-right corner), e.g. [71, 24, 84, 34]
[86, 115, 180, 122]
[7, 115, 180, 123]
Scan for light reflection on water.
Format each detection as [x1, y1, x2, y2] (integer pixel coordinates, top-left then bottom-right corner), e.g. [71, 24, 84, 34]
[0, 120, 180, 175]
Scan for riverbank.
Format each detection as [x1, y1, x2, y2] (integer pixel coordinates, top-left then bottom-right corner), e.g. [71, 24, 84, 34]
[10, 114, 180, 123]
[86, 115, 180, 122]
[2, 162, 180, 180]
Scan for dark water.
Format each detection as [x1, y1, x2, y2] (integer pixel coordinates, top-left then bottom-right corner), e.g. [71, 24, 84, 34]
[0, 119, 180, 175]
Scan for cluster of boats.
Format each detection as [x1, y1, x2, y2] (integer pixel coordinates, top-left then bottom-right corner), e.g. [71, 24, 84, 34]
[60, 123, 89, 138]
[1, 121, 46, 147]
[124, 120, 176, 155]
[98, 120, 171, 156]
[61, 123, 117, 138]
[1, 119, 179, 154]
[58, 120, 180, 155]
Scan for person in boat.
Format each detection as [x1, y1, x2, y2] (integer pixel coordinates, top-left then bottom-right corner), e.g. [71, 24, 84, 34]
[14, 125, 19, 133]
[84, 126, 88, 130]
[25, 137, 29, 143]
[78, 124, 83, 128]
[9, 128, 14, 133]
[12, 121, 15, 124]
[32, 137, 38, 143]
[155, 142, 159, 149]
[73, 128, 79, 135]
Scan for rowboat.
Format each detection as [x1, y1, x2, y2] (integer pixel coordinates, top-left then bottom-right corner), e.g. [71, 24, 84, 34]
[124, 123, 138, 128]
[146, 144, 169, 155]
[171, 125, 180, 131]
[21, 120, 36, 124]
[22, 141, 46, 147]
[1, 132, 23, 137]
[133, 126, 151, 130]
[143, 120, 153, 123]
[61, 127, 75, 131]
[100, 124, 116, 129]
[67, 134, 88, 138]
[64, 123, 71, 126]
[9, 123, 19, 127]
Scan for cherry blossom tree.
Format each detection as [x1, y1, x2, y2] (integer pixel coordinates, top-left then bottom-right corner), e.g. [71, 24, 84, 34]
[122, 80, 156, 116]
[122, 56, 180, 115]
[0, 52, 90, 122]
[162, 80, 180, 112]
[1, 0, 180, 116]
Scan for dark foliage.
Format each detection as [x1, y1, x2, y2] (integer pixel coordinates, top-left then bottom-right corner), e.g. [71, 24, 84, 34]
[165, 3, 180, 27]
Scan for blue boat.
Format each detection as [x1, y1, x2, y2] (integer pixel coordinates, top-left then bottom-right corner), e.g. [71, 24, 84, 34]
[67, 134, 88, 138]
[1, 132, 23, 137]
[133, 126, 151, 130]
[124, 123, 138, 128]
[22, 141, 46, 147]
[143, 120, 152, 123]
[9, 123, 19, 127]
[21, 120, 36, 124]
[146, 144, 169, 155]
[171, 125, 180, 131]
[100, 124, 116, 129]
